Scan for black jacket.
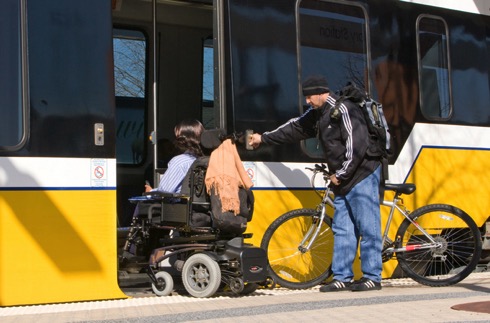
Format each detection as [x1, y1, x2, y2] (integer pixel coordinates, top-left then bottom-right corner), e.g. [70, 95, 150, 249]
[261, 93, 380, 195]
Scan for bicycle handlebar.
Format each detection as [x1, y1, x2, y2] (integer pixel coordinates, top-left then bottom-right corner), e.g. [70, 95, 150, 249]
[305, 163, 333, 190]
[305, 163, 331, 176]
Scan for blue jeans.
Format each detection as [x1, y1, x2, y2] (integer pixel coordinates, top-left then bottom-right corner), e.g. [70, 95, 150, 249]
[331, 166, 382, 283]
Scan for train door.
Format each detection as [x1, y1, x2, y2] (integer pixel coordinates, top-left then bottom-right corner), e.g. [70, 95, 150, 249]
[112, 19, 214, 228]
[112, 1, 215, 279]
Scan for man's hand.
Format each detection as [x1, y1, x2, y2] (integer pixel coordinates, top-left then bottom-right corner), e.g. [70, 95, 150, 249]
[249, 133, 262, 149]
[330, 174, 341, 186]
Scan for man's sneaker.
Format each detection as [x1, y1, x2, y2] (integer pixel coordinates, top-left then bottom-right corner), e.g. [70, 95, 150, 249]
[351, 277, 382, 291]
[319, 279, 352, 292]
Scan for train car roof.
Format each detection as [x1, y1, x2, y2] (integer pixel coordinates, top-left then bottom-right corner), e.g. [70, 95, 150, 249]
[113, 0, 489, 17]
[399, 0, 490, 16]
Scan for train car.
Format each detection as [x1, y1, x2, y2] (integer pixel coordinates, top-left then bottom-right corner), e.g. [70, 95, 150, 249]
[0, 0, 489, 306]
[229, 0, 490, 278]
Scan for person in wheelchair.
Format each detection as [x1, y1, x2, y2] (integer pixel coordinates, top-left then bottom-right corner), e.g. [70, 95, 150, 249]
[131, 119, 204, 222]
[123, 119, 204, 259]
[123, 126, 269, 296]
[139, 129, 268, 298]
[144, 119, 204, 194]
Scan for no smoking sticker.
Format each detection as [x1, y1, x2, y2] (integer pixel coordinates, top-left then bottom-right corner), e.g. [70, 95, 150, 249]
[243, 161, 256, 186]
[91, 159, 107, 186]
[94, 166, 104, 179]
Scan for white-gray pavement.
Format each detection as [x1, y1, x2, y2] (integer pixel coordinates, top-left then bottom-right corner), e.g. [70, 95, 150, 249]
[1, 272, 490, 323]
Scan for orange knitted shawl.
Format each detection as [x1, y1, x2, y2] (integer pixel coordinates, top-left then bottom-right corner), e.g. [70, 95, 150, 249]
[205, 139, 253, 214]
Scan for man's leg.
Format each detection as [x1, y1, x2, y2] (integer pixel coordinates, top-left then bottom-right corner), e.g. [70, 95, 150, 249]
[331, 195, 358, 282]
[349, 166, 382, 286]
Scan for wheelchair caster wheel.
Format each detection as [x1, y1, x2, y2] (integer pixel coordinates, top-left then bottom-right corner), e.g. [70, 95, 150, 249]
[229, 277, 244, 294]
[151, 271, 174, 296]
[263, 276, 276, 289]
[240, 283, 258, 295]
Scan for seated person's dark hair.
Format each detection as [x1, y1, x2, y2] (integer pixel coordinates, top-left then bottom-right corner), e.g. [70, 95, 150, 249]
[173, 119, 205, 157]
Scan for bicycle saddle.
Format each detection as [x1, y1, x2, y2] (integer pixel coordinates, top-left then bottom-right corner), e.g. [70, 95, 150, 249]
[384, 183, 416, 195]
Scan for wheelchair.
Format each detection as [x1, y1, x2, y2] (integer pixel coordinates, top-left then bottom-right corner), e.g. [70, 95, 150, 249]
[120, 130, 273, 298]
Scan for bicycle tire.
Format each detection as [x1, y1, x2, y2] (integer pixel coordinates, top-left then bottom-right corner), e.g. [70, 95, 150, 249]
[395, 204, 482, 287]
[260, 208, 334, 289]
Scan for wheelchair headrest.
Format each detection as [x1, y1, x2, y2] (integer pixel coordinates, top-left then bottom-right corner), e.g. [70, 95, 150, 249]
[200, 129, 226, 150]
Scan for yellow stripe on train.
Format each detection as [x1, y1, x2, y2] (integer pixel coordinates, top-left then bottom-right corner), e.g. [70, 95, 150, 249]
[0, 190, 126, 306]
[247, 146, 490, 280]
[400, 146, 490, 227]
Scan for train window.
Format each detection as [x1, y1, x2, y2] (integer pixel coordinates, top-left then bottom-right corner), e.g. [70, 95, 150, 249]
[201, 37, 215, 129]
[417, 16, 452, 120]
[487, 28, 490, 97]
[298, 0, 368, 158]
[113, 28, 147, 165]
[0, 0, 24, 149]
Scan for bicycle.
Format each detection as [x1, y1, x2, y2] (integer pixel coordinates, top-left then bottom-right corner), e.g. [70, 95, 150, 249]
[260, 163, 482, 289]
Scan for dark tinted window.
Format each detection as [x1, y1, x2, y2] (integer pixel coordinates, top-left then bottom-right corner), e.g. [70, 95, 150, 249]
[299, 0, 368, 158]
[417, 16, 452, 119]
[202, 37, 215, 129]
[0, 0, 24, 149]
[113, 28, 147, 164]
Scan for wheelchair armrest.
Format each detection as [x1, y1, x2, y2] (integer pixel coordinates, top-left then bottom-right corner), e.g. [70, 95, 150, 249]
[128, 191, 190, 204]
[144, 191, 188, 199]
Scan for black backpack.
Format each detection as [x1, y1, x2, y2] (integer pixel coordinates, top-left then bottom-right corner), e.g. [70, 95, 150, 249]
[333, 82, 392, 179]
[209, 187, 254, 235]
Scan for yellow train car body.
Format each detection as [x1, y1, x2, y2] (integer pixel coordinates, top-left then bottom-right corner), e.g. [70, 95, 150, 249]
[0, 158, 126, 306]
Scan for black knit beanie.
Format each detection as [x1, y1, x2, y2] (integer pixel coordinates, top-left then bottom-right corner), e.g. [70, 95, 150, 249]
[302, 75, 330, 96]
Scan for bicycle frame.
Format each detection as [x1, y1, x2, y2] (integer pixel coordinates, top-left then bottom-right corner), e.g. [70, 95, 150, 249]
[298, 168, 334, 253]
[299, 184, 334, 252]
[306, 165, 442, 256]
[381, 196, 442, 255]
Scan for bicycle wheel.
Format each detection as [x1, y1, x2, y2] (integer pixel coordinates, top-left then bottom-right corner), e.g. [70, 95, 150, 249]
[395, 204, 482, 287]
[261, 208, 333, 289]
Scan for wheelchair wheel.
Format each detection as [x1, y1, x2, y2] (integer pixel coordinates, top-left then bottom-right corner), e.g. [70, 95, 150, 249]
[151, 271, 174, 296]
[240, 282, 258, 295]
[182, 253, 221, 298]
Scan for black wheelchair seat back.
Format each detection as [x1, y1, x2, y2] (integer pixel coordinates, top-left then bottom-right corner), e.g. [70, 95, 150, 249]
[200, 128, 226, 151]
[180, 156, 212, 227]
[175, 128, 223, 228]
[181, 128, 255, 232]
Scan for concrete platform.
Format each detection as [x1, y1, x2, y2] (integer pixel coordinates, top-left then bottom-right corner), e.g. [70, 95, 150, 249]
[1, 272, 490, 323]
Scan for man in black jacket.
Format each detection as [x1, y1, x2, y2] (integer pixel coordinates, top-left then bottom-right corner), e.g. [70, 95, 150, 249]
[249, 75, 382, 292]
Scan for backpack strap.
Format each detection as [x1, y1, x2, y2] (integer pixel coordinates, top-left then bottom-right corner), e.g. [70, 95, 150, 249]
[330, 95, 347, 120]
